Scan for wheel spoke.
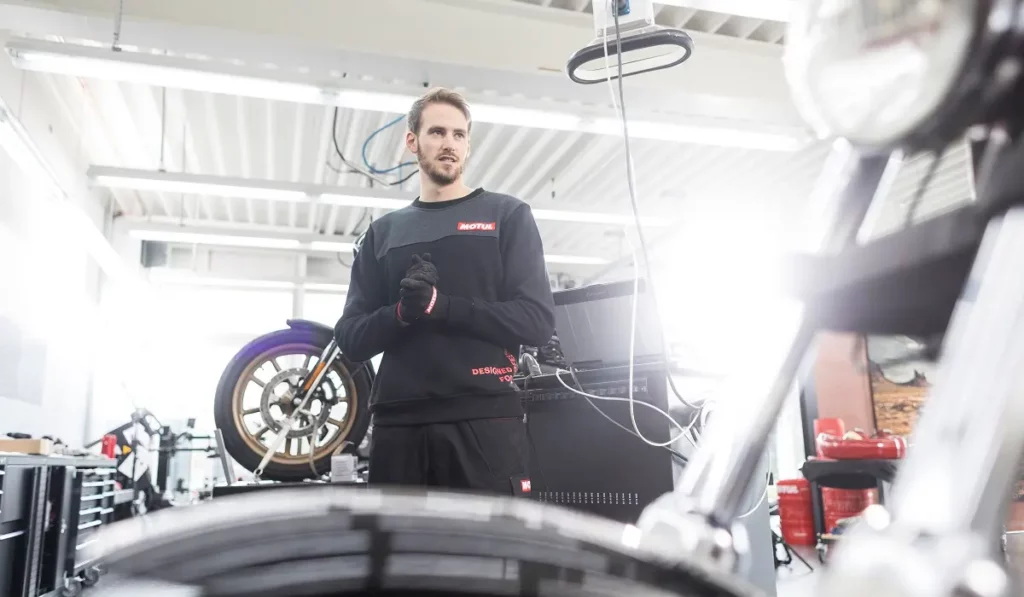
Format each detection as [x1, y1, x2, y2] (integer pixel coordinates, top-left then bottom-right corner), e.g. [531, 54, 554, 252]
[303, 354, 313, 371]
[284, 438, 293, 455]
[242, 407, 261, 416]
[254, 426, 269, 439]
[251, 376, 267, 388]
[270, 358, 282, 372]
[327, 417, 346, 428]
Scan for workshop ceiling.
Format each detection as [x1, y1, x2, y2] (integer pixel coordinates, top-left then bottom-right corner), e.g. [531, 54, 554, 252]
[509, 0, 790, 44]
[1, 0, 976, 282]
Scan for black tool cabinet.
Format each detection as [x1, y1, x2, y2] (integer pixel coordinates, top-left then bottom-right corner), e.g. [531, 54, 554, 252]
[0, 454, 117, 597]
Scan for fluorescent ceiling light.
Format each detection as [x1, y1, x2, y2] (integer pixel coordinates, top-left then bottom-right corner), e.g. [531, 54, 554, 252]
[90, 167, 668, 227]
[93, 170, 309, 202]
[320, 194, 410, 210]
[656, 0, 794, 22]
[309, 241, 356, 253]
[147, 269, 349, 293]
[531, 208, 661, 227]
[544, 254, 611, 265]
[129, 229, 303, 249]
[8, 39, 807, 151]
[149, 271, 295, 290]
[305, 283, 350, 293]
[126, 225, 605, 265]
[0, 99, 128, 280]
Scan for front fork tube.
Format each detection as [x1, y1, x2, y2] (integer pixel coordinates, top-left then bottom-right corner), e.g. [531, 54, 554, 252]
[253, 340, 341, 479]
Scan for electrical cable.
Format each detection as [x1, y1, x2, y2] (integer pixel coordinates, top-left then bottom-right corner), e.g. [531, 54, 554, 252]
[737, 473, 770, 519]
[555, 368, 697, 451]
[561, 368, 691, 463]
[602, 6, 705, 412]
[391, 168, 419, 187]
[361, 114, 418, 175]
[599, 3, 706, 457]
[331, 108, 418, 187]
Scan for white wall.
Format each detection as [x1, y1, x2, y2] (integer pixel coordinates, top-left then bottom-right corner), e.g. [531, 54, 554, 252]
[0, 68, 108, 447]
[85, 229, 325, 437]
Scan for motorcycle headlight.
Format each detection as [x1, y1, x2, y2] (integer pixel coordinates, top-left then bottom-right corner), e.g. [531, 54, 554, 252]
[784, 0, 1006, 149]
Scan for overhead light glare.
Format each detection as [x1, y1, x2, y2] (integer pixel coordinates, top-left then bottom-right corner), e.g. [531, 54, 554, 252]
[7, 39, 807, 151]
[93, 167, 673, 227]
[309, 241, 356, 253]
[544, 254, 612, 265]
[94, 172, 309, 202]
[129, 229, 303, 249]
[0, 100, 128, 280]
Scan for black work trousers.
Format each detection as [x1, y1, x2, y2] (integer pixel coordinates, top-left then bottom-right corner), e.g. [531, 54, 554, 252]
[367, 416, 531, 496]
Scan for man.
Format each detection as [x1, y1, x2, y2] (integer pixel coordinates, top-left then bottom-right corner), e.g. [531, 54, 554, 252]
[334, 88, 556, 495]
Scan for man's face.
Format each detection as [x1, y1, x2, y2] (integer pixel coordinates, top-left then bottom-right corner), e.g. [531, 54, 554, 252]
[407, 103, 471, 187]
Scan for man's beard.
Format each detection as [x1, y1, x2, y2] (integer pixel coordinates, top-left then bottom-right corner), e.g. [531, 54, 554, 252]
[418, 152, 465, 186]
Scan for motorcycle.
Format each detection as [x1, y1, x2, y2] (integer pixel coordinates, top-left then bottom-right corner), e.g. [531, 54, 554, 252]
[92, 1, 1024, 596]
[213, 319, 373, 481]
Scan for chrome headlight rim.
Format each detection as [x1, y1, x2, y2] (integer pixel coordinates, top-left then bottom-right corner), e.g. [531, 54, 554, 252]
[900, 0, 1024, 152]
[786, 0, 1023, 153]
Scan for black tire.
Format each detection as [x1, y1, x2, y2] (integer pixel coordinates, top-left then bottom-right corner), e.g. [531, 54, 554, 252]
[59, 579, 82, 597]
[214, 327, 372, 482]
[87, 488, 759, 597]
[82, 566, 102, 586]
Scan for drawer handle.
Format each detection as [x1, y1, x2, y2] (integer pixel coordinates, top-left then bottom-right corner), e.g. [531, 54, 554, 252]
[80, 469, 116, 476]
[77, 538, 98, 551]
[78, 519, 103, 531]
[0, 530, 26, 541]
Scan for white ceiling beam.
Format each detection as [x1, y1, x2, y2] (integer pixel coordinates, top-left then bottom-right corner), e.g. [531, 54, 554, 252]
[287, 102, 306, 228]
[234, 95, 257, 224]
[0, 0, 800, 125]
[89, 166, 676, 227]
[517, 131, 582, 199]
[146, 268, 349, 293]
[4, 37, 806, 151]
[122, 219, 611, 265]
[123, 220, 358, 252]
[265, 98, 277, 227]
[200, 92, 235, 222]
[656, 0, 794, 22]
[476, 126, 533, 190]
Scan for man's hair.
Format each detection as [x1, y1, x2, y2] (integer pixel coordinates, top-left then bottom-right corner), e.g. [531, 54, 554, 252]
[407, 87, 472, 135]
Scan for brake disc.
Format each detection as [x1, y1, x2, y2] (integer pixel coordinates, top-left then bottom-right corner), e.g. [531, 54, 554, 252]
[259, 368, 334, 439]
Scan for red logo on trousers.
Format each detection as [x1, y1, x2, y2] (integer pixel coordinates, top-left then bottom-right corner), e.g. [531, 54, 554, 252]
[458, 221, 496, 231]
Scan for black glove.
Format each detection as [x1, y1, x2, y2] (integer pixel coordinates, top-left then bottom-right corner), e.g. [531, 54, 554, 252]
[405, 253, 438, 286]
[397, 254, 449, 323]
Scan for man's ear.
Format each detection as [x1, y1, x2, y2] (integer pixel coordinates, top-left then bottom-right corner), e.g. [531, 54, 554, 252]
[405, 131, 418, 155]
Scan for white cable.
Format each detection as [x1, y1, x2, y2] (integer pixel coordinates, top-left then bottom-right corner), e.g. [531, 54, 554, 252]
[737, 475, 770, 519]
[600, 2, 703, 449]
[600, 1, 650, 449]
[555, 368, 697, 448]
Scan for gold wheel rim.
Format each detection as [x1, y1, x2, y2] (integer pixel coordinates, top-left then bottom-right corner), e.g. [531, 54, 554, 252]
[230, 343, 358, 465]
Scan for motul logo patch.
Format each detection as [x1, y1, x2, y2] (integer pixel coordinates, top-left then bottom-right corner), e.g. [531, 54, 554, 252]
[520, 479, 532, 493]
[458, 221, 496, 231]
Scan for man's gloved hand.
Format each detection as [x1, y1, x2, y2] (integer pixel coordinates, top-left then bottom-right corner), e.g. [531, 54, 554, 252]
[397, 254, 450, 323]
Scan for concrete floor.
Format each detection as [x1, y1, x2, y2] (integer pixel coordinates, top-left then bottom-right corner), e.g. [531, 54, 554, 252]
[775, 545, 820, 597]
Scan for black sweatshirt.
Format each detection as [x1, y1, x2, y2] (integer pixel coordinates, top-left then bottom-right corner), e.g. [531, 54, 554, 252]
[334, 188, 556, 426]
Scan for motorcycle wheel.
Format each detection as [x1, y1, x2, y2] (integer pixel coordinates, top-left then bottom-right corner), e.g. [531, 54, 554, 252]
[214, 327, 372, 482]
[88, 488, 761, 597]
